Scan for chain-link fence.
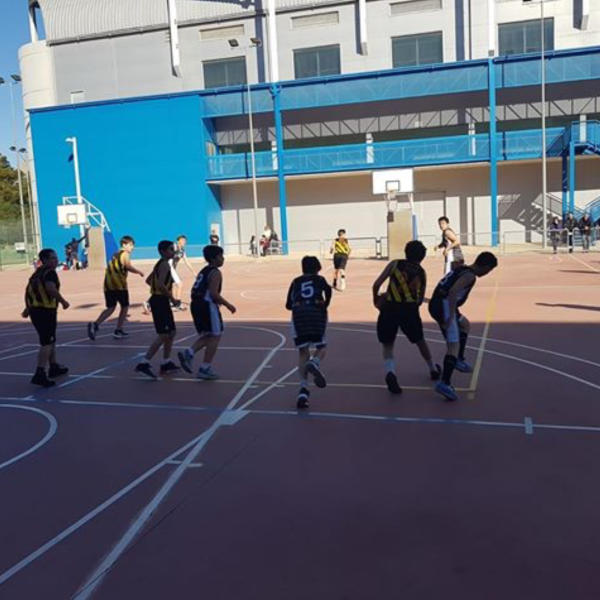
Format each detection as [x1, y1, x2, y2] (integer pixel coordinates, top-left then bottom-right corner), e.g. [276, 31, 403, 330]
[0, 218, 36, 270]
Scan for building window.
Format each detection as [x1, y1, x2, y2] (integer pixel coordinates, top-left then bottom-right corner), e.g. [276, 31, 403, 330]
[392, 32, 443, 68]
[294, 45, 341, 79]
[203, 57, 247, 89]
[390, 0, 442, 16]
[498, 18, 554, 56]
[291, 12, 339, 29]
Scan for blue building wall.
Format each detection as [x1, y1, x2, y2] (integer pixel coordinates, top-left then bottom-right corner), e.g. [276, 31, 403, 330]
[30, 94, 222, 255]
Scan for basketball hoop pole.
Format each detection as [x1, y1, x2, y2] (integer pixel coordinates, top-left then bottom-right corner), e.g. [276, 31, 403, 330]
[65, 136, 85, 238]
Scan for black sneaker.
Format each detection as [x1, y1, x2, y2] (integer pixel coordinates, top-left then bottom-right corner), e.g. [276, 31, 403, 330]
[113, 329, 129, 339]
[87, 322, 98, 340]
[31, 370, 56, 388]
[430, 364, 442, 381]
[296, 388, 310, 410]
[160, 361, 180, 375]
[48, 363, 69, 378]
[385, 372, 402, 395]
[135, 362, 157, 379]
[306, 360, 326, 388]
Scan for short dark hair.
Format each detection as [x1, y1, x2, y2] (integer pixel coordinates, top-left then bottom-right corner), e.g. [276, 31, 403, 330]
[438, 216, 449, 224]
[203, 245, 223, 262]
[158, 240, 174, 255]
[120, 235, 135, 246]
[177, 235, 187, 241]
[302, 255, 321, 274]
[337, 229, 346, 236]
[474, 251, 498, 270]
[39, 248, 56, 262]
[405, 240, 427, 263]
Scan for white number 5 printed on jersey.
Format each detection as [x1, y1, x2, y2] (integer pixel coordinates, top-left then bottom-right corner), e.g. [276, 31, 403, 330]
[300, 281, 315, 299]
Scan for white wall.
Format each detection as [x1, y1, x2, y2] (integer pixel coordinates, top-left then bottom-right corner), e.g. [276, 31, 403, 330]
[219, 159, 600, 250]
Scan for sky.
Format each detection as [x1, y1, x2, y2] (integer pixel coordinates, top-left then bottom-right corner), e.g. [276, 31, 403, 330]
[0, 1, 30, 167]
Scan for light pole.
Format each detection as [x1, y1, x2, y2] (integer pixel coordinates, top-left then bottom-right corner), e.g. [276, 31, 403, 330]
[7, 74, 30, 255]
[18, 147, 39, 252]
[65, 136, 86, 239]
[229, 37, 262, 256]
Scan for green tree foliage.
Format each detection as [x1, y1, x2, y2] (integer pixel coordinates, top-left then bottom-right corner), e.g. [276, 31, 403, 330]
[0, 153, 30, 221]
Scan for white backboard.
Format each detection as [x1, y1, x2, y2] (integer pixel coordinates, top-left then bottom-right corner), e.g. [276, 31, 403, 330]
[57, 204, 87, 227]
[372, 169, 414, 195]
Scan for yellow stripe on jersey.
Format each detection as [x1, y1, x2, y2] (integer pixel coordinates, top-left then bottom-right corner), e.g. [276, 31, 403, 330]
[26, 267, 58, 309]
[334, 239, 350, 255]
[149, 259, 174, 296]
[104, 250, 128, 291]
[386, 264, 420, 304]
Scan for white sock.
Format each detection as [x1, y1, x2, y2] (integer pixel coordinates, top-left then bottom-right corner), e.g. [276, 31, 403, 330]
[187, 347, 195, 357]
[311, 356, 320, 367]
[384, 358, 395, 374]
[200, 362, 210, 370]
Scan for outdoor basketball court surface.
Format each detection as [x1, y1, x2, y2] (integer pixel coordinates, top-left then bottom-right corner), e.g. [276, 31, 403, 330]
[0, 251, 599, 599]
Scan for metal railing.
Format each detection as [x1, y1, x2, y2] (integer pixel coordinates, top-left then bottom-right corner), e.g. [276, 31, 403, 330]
[502, 226, 600, 254]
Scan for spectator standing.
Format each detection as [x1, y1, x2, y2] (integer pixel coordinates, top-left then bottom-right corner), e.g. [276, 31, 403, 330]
[549, 216, 562, 255]
[563, 212, 576, 253]
[578, 213, 593, 253]
[260, 225, 273, 256]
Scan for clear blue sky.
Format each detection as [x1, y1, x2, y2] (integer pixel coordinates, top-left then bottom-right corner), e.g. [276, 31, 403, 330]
[0, 2, 31, 167]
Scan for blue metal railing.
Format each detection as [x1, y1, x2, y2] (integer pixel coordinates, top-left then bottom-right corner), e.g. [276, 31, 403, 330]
[206, 126, 588, 181]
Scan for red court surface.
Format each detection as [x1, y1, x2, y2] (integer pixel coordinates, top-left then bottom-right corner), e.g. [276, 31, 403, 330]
[0, 252, 599, 599]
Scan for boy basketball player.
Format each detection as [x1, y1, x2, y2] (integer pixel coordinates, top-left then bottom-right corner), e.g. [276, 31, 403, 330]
[22, 248, 70, 387]
[436, 217, 464, 275]
[428, 251, 498, 401]
[135, 240, 180, 379]
[87, 235, 144, 340]
[178, 245, 236, 380]
[372, 240, 441, 395]
[285, 256, 332, 409]
[171, 234, 195, 310]
[330, 229, 351, 290]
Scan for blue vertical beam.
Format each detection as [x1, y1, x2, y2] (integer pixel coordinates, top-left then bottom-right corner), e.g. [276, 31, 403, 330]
[569, 140, 575, 213]
[271, 84, 289, 253]
[488, 58, 498, 246]
[561, 150, 568, 216]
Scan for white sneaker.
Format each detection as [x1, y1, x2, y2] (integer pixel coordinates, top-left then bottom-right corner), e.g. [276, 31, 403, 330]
[197, 366, 219, 380]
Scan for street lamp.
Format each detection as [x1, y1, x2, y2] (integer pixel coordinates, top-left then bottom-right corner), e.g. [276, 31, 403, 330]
[229, 37, 262, 256]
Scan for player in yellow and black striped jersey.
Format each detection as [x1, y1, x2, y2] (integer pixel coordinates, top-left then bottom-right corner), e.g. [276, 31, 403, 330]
[329, 229, 351, 290]
[372, 240, 441, 395]
[88, 236, 144, 341]
[21, 248, 70, 387]
[135, 240, 180, 379]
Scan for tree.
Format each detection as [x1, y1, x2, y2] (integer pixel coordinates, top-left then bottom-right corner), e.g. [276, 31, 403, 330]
[0, 153, 30, 221]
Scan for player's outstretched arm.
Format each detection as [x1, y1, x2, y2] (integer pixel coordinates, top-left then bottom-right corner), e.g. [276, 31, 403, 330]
[123, 254, 144, 277]
[208, 271, 236, 313]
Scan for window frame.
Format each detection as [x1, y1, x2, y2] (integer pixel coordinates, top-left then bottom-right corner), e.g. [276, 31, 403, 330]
[498, 17, 554, 56]
[202, 56, 247, 89]
[293, 44, 341, 80]
[391, 31, 444, 69]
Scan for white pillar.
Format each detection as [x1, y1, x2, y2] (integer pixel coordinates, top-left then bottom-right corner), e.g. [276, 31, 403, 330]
[358, 0, 368, 55]
[580, 114, 587, 143]
[581, 0, 590, 30]
[28, 5, 39, 42]
[366, 132, 374, 163]
[487, 0, 496, 57]
[167, 0, 182, 77]
[267, 0, 280, 82]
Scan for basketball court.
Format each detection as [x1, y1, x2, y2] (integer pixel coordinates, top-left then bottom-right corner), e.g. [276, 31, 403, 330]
[0, 250, 599, 598]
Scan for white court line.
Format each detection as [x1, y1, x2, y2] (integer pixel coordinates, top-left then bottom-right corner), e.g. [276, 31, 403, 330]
[0, 429, 213, 588]
[73, 327, 287, 599]
[57, 343, 295, 352]
[0, 405, 58, 471]
[238, 367, 298, 410]
[0, 344, 28, 356]
[569, 253, 600, 273]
